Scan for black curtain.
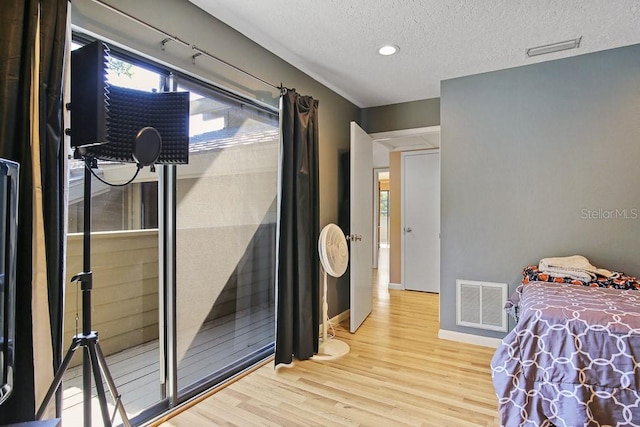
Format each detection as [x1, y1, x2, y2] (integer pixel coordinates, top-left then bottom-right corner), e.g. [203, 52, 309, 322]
[40, 0, 67, 392]
[0, 0, 67, 422]
[275, 90, 320, 366]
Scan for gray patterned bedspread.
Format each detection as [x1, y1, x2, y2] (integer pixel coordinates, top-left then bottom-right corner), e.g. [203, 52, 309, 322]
[491, 280, 640, 426]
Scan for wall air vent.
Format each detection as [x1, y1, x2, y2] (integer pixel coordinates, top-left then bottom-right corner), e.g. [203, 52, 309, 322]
[456, 280, 507, 332]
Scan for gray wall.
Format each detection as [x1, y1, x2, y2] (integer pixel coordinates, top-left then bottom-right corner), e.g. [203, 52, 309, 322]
[440, 44, 640, 338]
[361, 98, 440, 133]
[72, 0, 360, 316]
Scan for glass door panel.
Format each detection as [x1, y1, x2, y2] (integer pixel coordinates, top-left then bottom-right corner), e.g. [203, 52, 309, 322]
[175, 81, 278, 395]
[63, 50, 164, 425]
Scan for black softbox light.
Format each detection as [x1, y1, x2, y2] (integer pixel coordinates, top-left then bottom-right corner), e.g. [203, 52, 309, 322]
[70, 41, 189, 165]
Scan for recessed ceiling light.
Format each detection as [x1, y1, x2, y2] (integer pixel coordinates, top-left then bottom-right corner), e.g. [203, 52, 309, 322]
[378, 45, 399, 56]
[526, 37, 582, 57]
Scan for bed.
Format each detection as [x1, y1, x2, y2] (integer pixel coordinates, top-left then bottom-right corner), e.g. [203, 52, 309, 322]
[491, 278, 640, 426]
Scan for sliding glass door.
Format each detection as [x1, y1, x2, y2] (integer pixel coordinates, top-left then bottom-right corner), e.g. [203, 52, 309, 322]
[64, 37, 279, 426]
[174, 80, 278, 397]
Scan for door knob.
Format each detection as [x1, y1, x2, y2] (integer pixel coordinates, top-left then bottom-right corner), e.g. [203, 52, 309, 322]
[405, 227, 412, 233]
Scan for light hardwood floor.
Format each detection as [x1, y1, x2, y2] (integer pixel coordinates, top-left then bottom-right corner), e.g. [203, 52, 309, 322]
[155, 252, 501, 426]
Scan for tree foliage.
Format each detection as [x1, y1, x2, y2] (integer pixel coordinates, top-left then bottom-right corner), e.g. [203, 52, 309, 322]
[107, 57, 134, 78]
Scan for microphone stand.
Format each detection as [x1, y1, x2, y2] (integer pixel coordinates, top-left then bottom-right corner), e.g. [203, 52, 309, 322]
[37, 155, 130, 427]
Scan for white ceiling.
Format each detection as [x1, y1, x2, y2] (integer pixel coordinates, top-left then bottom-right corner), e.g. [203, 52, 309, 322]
[372, 126, 440, 150]
[188, 0, 640, 108]
[371, 126, 441, 167]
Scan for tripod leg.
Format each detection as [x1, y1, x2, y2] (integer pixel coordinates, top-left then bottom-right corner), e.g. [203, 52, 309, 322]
[87, 341, 112, 427]
[83, 347, 92, 427]
[95, 341, 131, 427]
[36, 339, 81, 419]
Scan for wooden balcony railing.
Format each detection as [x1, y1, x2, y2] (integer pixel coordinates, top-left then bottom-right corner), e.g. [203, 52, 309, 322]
[64, 229, 159, 367]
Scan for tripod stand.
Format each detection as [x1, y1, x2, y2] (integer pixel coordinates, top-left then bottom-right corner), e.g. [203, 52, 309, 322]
[37, 156, 130, 427]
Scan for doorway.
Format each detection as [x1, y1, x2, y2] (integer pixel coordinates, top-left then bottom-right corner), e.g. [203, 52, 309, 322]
[370, 126, 440, 291]
[378, 173, 390, 248]
[373, 168, 390, 287]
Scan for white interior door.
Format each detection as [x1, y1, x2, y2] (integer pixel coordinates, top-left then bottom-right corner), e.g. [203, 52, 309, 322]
[402, 151, 440, 293]
[350, 122, 373, 332]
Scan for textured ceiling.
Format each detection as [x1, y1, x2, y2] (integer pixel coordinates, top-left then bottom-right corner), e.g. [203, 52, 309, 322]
[189, 0, 640, 108]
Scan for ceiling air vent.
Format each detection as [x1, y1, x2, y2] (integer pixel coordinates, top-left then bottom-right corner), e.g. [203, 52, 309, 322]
[526, 37, 582, 57]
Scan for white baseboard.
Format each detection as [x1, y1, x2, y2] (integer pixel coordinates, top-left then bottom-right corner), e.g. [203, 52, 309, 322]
[332, 309, 350, 325]
[438, 329, 503, 348]
[319, 309, 350, 334]
[388, 282, 404, 290]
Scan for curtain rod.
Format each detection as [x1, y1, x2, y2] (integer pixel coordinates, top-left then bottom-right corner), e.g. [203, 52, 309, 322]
[87, 0, 283, 92]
